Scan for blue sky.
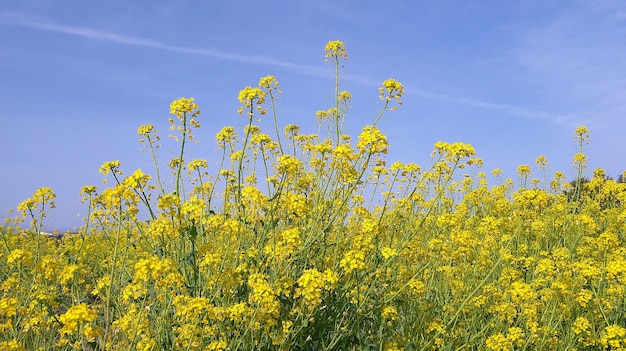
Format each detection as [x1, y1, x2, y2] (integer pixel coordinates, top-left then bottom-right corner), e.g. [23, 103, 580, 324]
[1, 1, 625, 230]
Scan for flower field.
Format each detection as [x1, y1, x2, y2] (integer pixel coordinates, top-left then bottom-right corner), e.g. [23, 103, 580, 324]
[2, 41, 626, 350]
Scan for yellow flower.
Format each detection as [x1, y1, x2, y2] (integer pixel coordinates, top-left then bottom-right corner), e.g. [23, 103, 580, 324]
[357, 125, 389, 154]
[137, 123, 154, 136]
[485, 333, 512, 351]
[238, 86, 266, 115]
[601, 325, 626, 349]
[574, 125, 590, 145]
[379, 78, 405, 102]
[517, 165, 531, 176]
[340, 250, 366, 274]
[0, 340, 24, 351]
[259, 75, 279, 89]
[123, 169, 151, 189]
[381, 247, 397, 260]
[506, 327, 525, 347]
[170, 97, 200, 118]
[0, 298, 20, 317]
[216, 126, 237, 146]
[325, 40, 348, 60]
[338, 90, 352, 101]
[187, 158, 208, 171]
[535, 155, 549, 170]
[573, 152, 588, 169]
[59, 303, 97, 336]
[99, 160, 122, 176]
[181, 196, 206, 222]
[381, 305, 399, 322]
[296, 269, 339, 308]
[572, 317, 591, 335]
[6, 249, 31, 266]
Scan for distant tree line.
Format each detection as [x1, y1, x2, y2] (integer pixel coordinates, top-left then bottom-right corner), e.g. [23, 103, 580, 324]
[564, 171, 626, 210]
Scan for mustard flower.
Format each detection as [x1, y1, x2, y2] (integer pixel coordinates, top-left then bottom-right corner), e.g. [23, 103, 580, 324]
[357, 125, 389, 154]
[325, 40, 348, 60]
[574, 125, 590, 145]
[137, 123, 154, 136]
[316, 109, 329, 121]
[123, 169, 151, 189]
[0, 298, 19, 318]
[506, 327, 525, 348]
[340, 250, 366, 274]
[283, 192, 309, 218]
[99, 160, 122, 176]
[517, 165, 531, 176]
[573, 152, 588, 170]
[247, 273, 280, 324]
[485, 333, 512, 351]
[187, 159, 208, 171]
[169, 157, 182, 170]
[296, 269, 339, 307]
[380, 247, 398, 260]
[17, 187, 56, 217]
[58, 303, 98, 336]
[80, 185, 97, 197]
[601, 325, 626, 349]
[181, 196, 206, 222]
[0, 340, 24, 351]
[379, 78, 405, 102]
[338, 90, 352, 101]
[275, 155, 303, 175]
[264, 227, 301, 259]
[170, 97, 200, 118]
[535, 155, 549, 170]
[572, 317, 592, 335]
[381, 305, 399, 322]
[238, 86, 266, 115]
[259, 75, 279, 89]
[6, 249, 31, 267]
[157, 193, 179, 209]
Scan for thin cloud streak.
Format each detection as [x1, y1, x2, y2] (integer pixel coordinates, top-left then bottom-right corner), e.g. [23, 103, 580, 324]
[409, 88, 572, 124]
[0, 11, 324, 74]
[344, 73, 570, 124]
[1, 10, 567, 124]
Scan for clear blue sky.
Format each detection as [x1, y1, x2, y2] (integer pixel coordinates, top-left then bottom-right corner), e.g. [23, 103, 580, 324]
[1, 1, 625, 230]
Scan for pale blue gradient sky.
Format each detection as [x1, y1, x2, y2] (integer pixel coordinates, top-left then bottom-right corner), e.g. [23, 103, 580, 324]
[1, 1, 625, 230]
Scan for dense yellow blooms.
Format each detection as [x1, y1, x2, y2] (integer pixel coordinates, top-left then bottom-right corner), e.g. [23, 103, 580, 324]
[357, 125, 389, 154]
[4, 41, 626, 351]
[295, 269, 338, 308]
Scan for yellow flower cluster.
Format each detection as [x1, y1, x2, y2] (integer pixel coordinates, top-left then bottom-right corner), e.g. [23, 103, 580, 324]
[295, 269, 338, 308]
[325, 40, 348, 60]
[238, 86, 267, 116]
[380, 78, 404, 102]
[58, 303, 99, 341]
[357, 125, 389, 154]
[4, 39, 626, 351]
[170, 97, 200, 118]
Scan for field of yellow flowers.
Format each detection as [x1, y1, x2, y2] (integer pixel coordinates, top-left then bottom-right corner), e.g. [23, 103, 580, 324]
[2, 41, 626, 351]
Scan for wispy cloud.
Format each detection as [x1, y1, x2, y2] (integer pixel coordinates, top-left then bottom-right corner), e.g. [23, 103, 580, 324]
[344, 73, 570, 123]
[1, 10, 567, 124]
[0, 11, 324, 74]
[508, 2, 626, 130]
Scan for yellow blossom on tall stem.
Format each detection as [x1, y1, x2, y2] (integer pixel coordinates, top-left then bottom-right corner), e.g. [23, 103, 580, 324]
[259, 75, 284, 153]
[168, 97, 201, 197]
[373, 78, 404, 125]
[325, 40, 348, 61]
[236, 84, 267, 208]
